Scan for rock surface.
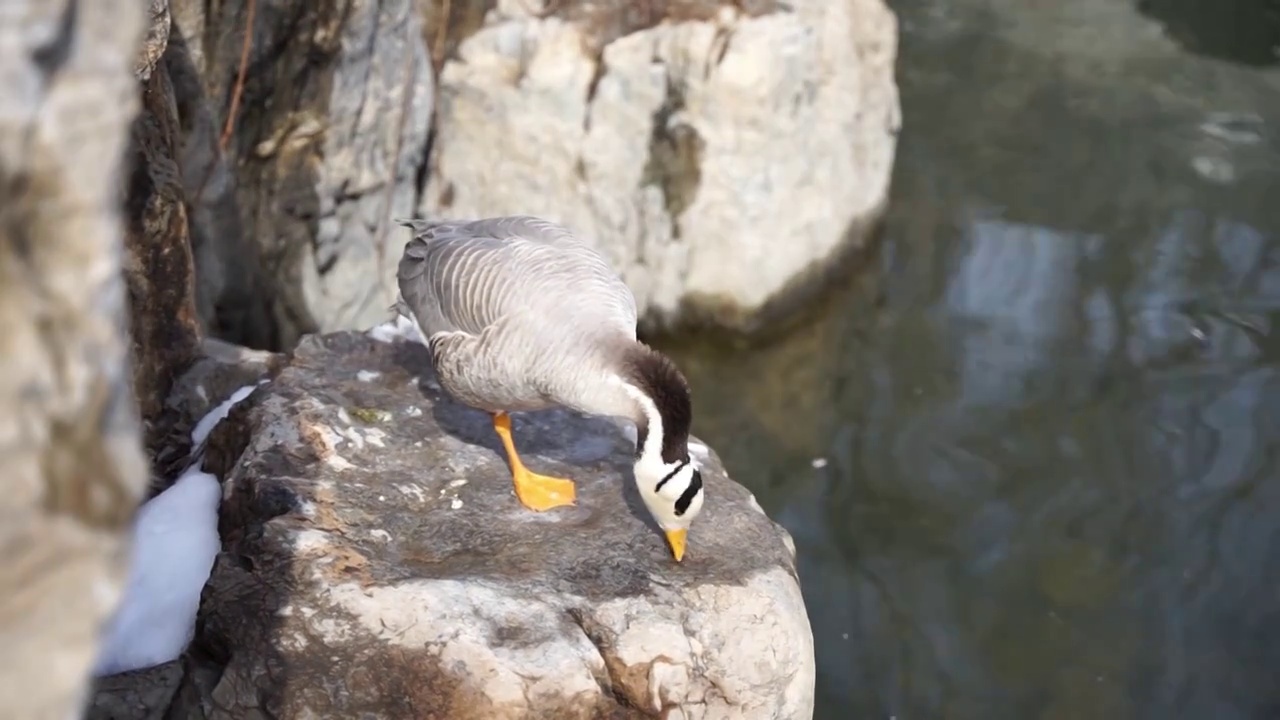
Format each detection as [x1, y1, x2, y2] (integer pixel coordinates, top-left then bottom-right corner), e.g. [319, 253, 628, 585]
[85, 661, 184, 720]
[163, 24, 277, 349]
[423, 0, 901, 332]
[170, 0, 435, 350]
[182, 330, 815, 718]
[147, 337, 284, 500]
[0, 0, 152, 716]
[123, 12, 205, 461]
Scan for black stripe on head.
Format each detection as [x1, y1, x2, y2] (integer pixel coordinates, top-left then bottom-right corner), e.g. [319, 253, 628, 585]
[623, 344, 693, 465]
[654, 461, 687, 493]
[674, 469, 703, 517]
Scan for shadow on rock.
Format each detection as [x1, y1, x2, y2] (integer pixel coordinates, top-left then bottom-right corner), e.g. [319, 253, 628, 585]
[388, 340, 663, 540]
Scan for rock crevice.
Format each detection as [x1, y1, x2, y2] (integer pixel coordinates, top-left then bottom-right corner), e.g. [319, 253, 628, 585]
[169, 0, 435, 350]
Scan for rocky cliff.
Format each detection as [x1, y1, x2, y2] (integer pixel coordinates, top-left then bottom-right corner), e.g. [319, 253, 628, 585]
[425, 0, 900, 333]
[168, 0, 899, 348]
[0, 0, 155, 715]
[0, 0, 899, 715]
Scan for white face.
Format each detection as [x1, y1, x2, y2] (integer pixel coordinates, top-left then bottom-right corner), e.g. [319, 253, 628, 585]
[635, 456, 705, 531]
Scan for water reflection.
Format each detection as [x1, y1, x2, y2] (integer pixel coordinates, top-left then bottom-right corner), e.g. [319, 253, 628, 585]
[655, 0, 1280, 711]
[743, 208, 1280, 719]
[943, 217, 1100, 410]
[1136, 0, 1280, 67]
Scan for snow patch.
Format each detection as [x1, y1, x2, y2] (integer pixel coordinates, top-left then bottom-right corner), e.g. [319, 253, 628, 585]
[356, 370, 382, 382]
[367, 314, 425, 344]
[93, 382, 261, 676]
[92, 466, 222, 677]
[191, 382, 264, 446]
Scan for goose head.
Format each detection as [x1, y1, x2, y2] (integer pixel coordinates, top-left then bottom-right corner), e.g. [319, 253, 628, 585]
[615, 346, 705, 562]
[633, 441, 704, 562]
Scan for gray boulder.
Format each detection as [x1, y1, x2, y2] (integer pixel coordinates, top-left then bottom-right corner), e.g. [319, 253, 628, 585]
[423, 0, 901, 333]
[169, 0, 435, 349]
[0, 0, 154, 715]
[178, 330, 816, 718]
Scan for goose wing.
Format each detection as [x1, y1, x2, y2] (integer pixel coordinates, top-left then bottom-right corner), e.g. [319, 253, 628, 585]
[395, 216, 638, 339]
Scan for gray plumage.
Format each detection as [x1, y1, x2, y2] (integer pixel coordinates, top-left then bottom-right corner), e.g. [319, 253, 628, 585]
[394, 214, 706, 561]
[395, 215, 644, 424]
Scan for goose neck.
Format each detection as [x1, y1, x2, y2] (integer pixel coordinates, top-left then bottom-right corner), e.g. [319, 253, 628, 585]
[614, 343, 692, 466]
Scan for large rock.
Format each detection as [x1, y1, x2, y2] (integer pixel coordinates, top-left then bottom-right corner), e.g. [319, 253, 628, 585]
[170, 0, 436, 350]
[123, 9, 205, 462]
[423, 0, 901, 332]
[163, 25, 277, 349]
[0, 0, 152, 716]
[185, 330, 814, 718]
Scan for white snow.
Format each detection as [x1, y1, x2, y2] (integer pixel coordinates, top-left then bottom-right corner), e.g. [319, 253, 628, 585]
[367, 314, 425, 344]
[92, 382, 262, 677]
[92, 465, 222, 676]
[191, 382, 262, 447]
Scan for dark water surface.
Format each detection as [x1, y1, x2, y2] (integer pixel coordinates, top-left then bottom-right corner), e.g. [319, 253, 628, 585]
[657, 1, 1280, 718]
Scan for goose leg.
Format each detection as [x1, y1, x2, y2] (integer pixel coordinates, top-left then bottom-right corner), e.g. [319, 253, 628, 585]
[491, 411, 577, 511]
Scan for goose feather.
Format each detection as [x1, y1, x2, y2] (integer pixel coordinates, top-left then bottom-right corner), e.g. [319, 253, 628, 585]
[396, 215, 640, 417]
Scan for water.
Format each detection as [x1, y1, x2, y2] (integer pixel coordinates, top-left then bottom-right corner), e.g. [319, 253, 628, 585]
[656, 1, 1280, 717]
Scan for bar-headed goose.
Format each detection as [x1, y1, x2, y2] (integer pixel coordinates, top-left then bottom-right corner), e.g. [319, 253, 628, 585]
[394, 215, 705, 562]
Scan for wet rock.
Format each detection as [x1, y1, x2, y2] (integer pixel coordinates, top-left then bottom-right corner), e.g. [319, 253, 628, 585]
[423, 0, 901, 333]
[0, 0, 152, 715]
[170, 0, 435, 350]
[187, 330, 814, 718]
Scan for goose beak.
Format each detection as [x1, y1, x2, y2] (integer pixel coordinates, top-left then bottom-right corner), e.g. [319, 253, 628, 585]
[664, 528, 688, 562]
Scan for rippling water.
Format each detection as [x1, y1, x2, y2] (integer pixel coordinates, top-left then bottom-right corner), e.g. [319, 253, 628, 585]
[657, 1, 1280, 717]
